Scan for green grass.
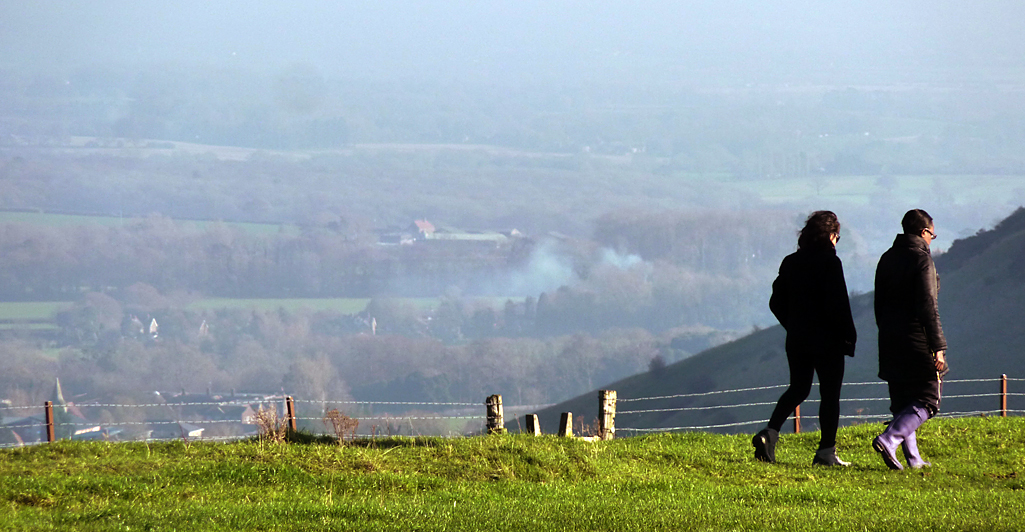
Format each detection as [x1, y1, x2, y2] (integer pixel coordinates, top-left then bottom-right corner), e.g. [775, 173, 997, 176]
[0, 297, 524, 330]
[0, 323, 58, 331]
[725, 174, 1025, 206]
[0, 302, 72, 321]
[188, 297, 523, 314]
[2, 418, 1023, 531]
[0, 210, 296, 236]
[188, 297, 376, 314]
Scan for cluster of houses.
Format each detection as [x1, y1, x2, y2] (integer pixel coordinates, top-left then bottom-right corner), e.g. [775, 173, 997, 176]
[0, 379, 289, 446]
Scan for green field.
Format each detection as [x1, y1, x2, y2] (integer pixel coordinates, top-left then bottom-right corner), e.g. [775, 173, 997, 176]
[0, 297, 522, 328]
[187, 297, 376, 314]
[0, 210, 296, 235]
[2, 417, 1023, 531]
[716, 174, 1025, 206]
[0, 302, 72, 321]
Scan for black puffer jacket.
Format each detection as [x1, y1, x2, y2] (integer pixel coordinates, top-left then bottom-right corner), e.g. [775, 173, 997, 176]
[769, 245, 857, 357]
[874, 233, 947, 382]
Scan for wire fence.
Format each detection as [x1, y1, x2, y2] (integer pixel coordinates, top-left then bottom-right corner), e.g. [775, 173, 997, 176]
[617, 376, 1025, 434]
[0, 395, 551, 448]
[1, 376, 1022, 448]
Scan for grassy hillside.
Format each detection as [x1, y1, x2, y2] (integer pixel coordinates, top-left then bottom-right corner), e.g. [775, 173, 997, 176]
[1, 418, 1023, 531]
[536, 208, 1025, 434]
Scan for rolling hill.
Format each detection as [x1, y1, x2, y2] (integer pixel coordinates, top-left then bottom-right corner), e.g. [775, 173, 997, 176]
[534, 207, 1025, 436]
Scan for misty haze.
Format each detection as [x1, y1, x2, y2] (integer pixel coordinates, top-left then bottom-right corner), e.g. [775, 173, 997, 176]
[1, 1, 1024, 440]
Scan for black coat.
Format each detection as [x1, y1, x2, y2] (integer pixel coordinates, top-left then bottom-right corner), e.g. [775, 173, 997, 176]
[769, 245, 857, 357]
[874, 233, 947, 382]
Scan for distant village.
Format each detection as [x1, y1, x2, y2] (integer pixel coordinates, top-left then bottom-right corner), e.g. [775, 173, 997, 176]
[1, 378, 291, 446]
[0, 218, 536, 447]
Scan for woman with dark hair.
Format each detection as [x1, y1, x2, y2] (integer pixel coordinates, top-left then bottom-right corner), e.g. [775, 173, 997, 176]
[753, 210, 857, 466]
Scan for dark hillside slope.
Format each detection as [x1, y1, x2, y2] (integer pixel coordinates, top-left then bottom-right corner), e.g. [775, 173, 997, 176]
[534, 207, 1025, 435]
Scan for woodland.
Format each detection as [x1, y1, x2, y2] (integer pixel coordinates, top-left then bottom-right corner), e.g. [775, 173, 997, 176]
[1, 64, 1024, 411]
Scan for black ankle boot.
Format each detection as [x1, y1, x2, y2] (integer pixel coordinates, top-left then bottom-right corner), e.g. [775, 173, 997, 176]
[753, 428, 779, 463]
[812, 446, 850, 467]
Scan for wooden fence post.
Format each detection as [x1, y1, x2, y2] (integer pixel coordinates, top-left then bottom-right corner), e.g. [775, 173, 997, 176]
[525, 414, 541, 436]
[793, 405, 801, 434]
[485, 394, 505, 434]
[1001, 374, 1008, 418]
[44, 401, 55, 443]
[285, 396, 297, 432]
[558, 412, 573, 438]
[599, 390, 617, 441]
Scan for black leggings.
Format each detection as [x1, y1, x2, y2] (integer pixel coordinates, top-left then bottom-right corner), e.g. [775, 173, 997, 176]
[767, 351, 845, 449]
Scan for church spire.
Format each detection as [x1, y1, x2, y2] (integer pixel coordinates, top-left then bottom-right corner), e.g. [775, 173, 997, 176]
[52, 377, 67, 412]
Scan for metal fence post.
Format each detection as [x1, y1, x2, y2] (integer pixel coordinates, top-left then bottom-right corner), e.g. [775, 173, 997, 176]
[1001, 374, 1008, 417]
[44, 401, 55, 443]
[794, 405, 801, 434]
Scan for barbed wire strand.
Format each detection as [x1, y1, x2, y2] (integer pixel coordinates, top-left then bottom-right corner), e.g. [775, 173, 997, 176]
[298, 415, 484, 422]
[618, 384, 790, 403]
[619, 419, 769, 432]
[620, 401, 779, 415]
[837, 414, 892, 421]
[72, 401, 281, 409]
[1, 401, 550, 414]
[619, 377, 1014, 404]
[64, 419, 248, 427]
[295, 399, 481, 407]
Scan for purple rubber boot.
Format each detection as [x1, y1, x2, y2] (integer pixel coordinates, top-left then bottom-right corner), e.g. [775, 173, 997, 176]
[901, 431, 932, 469]
[873, 404, 930, 471]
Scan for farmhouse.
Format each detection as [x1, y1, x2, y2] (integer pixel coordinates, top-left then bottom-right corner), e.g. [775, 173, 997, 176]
[378, 219, 522, 249]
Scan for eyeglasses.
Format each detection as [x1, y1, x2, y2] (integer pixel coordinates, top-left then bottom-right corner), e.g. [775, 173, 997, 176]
[924, 228, 937, 239]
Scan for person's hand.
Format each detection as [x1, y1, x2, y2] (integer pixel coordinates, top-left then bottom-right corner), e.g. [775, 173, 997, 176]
[934, 350, 949, 374]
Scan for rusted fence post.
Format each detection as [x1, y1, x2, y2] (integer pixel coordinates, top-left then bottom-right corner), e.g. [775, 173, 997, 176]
[485, 394, 505, 434]
[525, 414, 541, 436]
[285, 396, 297, 432]
[794, 405, 801, 434]
[1001, 374, 1008, 417]
[44, 401, 55, 443]
[558, 412, 573, 437]
[599, 390, 617, 441]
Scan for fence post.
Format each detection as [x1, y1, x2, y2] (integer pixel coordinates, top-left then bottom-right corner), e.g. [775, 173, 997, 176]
[599, 390, 617, 441]
[794, 405, 801, 434]
[485, 394, 504, 434]
[525, 414, 541, 436]
[44, 401, 55, 443]
[558, 412, 573, 437]
[285, 396, 297, 432]
[1001, 374, 1008, 417]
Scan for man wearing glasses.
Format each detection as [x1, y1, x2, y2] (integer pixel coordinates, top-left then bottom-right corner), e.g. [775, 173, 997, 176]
[872, 209, 949, 470]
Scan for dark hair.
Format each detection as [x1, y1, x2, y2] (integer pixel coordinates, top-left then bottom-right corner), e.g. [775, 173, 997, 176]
[797, 210, 840, 249]
[901, 209, 933, 235]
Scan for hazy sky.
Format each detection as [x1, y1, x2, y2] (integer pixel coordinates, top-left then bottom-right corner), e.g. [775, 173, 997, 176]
[3, 1, 1025, 85]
